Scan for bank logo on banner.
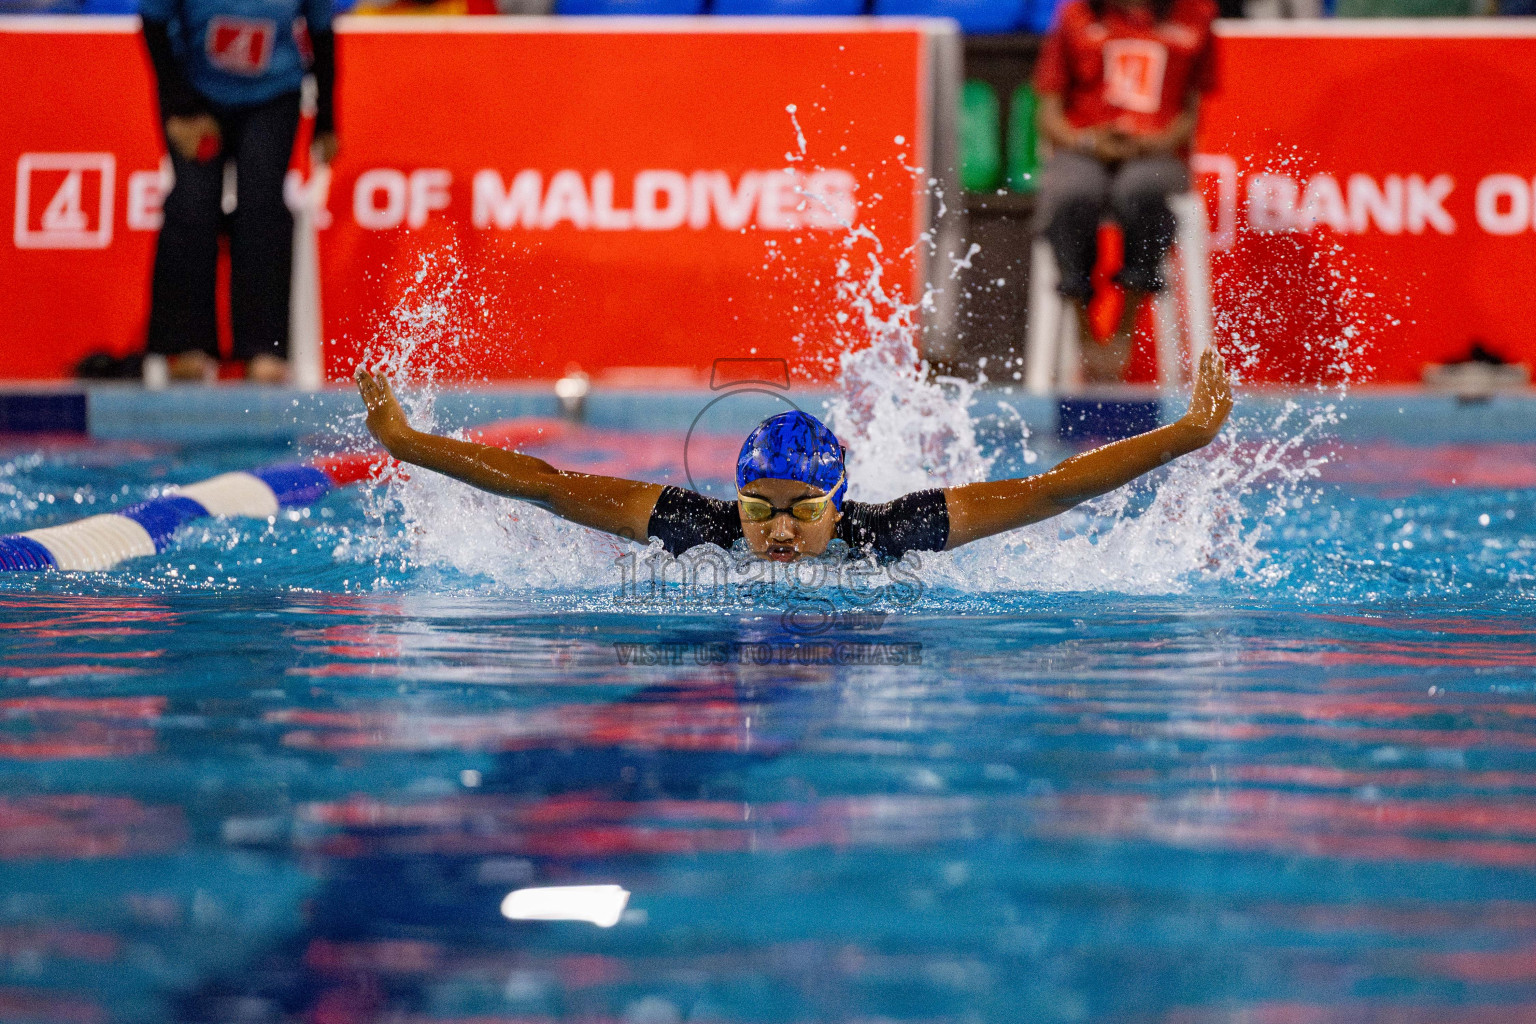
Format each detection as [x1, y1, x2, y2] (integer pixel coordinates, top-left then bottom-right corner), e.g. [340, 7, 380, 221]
[1102, 39, 1167, 115]
[13, 153, 115, 250]
[206, 16, 276, 76]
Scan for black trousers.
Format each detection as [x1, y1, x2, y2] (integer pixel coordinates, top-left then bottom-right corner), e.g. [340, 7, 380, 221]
[147, 91, 300, 361]
[1033, 151, 1189, 301]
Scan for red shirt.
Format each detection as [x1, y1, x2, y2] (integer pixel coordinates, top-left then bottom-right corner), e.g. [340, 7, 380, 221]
[1034, 0, 1218, 137]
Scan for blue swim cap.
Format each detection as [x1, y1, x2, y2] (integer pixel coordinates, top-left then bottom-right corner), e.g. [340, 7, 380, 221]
[736, 411, 847, 509]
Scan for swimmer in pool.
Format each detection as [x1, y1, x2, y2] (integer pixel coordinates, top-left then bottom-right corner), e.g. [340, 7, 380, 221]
[355, 347, 1232, 563]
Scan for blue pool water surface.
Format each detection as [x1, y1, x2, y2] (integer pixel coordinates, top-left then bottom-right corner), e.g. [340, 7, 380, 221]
[1, 390, 1534, 1024]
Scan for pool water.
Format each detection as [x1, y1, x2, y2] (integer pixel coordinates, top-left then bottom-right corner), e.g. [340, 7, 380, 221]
[1, 393, 1534, 1024]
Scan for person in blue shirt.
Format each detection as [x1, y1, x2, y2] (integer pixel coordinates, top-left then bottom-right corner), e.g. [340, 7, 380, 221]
[140, 0, 336, 383]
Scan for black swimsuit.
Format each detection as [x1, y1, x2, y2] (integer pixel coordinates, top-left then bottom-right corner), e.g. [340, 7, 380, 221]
[646, 486, 950, 560]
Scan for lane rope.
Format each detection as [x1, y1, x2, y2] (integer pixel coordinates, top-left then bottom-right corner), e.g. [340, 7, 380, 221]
[0, 418, 567, 573]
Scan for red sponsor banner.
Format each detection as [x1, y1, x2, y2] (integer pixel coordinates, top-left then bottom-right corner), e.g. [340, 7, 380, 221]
[0, 17, 935, 382]
[322, 19, 932, 383]
[1, 19, 164, 380]
[6, 21, 1535, 384]
[1194, 23, 1536, 384]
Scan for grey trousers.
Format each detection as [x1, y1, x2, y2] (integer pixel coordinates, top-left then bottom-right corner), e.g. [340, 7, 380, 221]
[1033, 150, 1189, 300]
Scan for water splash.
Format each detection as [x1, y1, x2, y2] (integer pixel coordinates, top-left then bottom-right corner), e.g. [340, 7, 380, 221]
[784, 125, 998, 501]
[799, 143, 1389, 594]
[332, 243, 631, 592]
[345, 137, 1393, 601]
[809, 201, 1341, 594]
[926, 403, 1340, 596]
[1208, 147, 1402, 387]
[823, 252, 995, 501]
[357, 246, 477, 400]
[339, 427, 626, 596]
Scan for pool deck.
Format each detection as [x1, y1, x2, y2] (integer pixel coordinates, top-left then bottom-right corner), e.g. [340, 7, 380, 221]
[0, 382, 1533, 445]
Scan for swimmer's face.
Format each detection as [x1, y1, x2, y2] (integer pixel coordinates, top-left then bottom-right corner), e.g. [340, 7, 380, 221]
[737, 477, 841, 562]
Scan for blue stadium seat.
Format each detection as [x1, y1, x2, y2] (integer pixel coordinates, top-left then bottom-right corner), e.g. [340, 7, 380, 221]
[873, 0, 1024, 33]
[1021, 0, 1064, 30]
[714, 0, 865, 14]
[556, 0, 705, 12]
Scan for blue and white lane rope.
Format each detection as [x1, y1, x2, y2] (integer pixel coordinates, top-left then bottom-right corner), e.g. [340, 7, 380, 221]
[0, 463, 336, 572]
[0, 418, 562, 573]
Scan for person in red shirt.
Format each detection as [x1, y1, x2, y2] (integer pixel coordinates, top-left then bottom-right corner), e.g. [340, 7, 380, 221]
[1033, 0, 1218, 382]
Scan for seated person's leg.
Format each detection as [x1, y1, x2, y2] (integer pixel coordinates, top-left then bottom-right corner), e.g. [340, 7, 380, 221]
[1110, 154, 1188, 303]
[1101, 155, 1189, 380]
[1034, 151, 1109, 303]
[1034, 152, 1112, 380]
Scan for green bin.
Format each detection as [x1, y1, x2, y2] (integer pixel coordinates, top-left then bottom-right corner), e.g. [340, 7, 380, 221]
[960, 79, 1003, 193]
[1007, 83, 1040, 194]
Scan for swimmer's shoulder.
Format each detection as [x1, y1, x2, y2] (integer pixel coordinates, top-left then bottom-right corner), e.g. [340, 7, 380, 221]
[647, 485, 741, 556]
[839, 488, 950, 559]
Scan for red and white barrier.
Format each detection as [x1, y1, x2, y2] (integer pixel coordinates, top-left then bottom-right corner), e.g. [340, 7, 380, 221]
[0, 17, 951, 383]
[4, 19, 1535, 384]
[1193, 20, 1536, 384]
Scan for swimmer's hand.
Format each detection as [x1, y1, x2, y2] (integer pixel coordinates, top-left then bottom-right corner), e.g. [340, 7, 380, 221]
[355, 367, 413, 454]
[1179, 347, 1234, 446]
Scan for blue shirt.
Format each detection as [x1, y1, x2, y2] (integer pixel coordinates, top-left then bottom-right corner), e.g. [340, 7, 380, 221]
[140, 0, 331, 109]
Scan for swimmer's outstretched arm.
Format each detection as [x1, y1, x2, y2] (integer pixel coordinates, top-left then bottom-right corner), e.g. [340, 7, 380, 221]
[942, 347, 1234, 549]
[355, 368, 662, 542]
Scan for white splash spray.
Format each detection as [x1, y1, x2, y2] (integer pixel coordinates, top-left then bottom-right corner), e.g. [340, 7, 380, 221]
[335, 245, 627, 593]
[804, 153, 1356, 593]
[785, 121, 998, 502]
[346, 135, 1371, 599]
[823, 250, 995, 502]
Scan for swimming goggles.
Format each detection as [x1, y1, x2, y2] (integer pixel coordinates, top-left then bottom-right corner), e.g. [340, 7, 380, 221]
[736, 473, 844, 524]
